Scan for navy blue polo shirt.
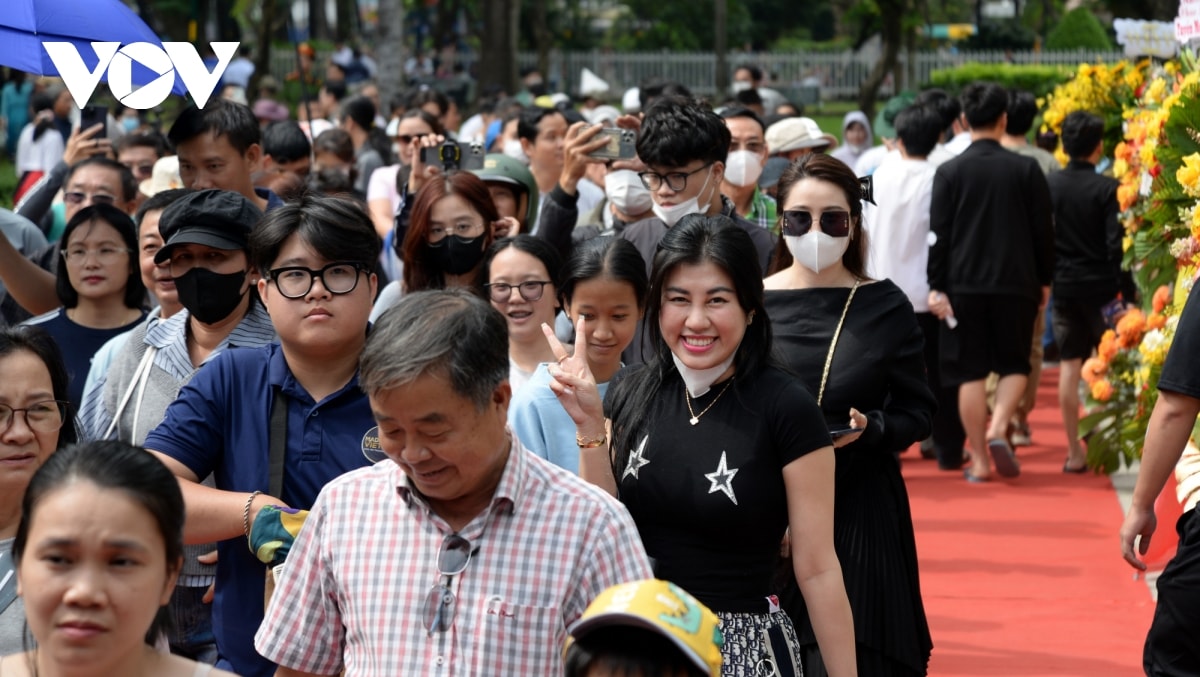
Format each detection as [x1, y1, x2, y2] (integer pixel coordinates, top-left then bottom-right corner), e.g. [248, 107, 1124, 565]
[144, 343, 375, 677]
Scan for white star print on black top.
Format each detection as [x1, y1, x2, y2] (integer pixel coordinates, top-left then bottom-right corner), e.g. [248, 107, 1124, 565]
[612, 370, 830, 613]
[622, 435, 650, 480]
[704, 451, 739, 505]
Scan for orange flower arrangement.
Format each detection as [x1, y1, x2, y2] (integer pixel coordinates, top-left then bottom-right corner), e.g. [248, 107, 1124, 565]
[1153, 285, 1171, 313]
[1116, 307, 1147, 348]
[1097, 329, 1119, 362]
[1090, 379, 1115, 402]
[1147, 313, 1168, 330]
[1082, 356, 1109, 385]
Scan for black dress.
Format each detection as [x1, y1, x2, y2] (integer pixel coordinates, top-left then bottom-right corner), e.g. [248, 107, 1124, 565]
[765, 279, 935, 677]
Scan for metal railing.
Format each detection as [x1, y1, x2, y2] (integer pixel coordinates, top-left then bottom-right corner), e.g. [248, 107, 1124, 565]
[270, 48, 1127, 104]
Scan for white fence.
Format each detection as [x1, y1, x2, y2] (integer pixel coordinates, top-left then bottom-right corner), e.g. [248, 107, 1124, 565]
[271, 48, 1127, 103]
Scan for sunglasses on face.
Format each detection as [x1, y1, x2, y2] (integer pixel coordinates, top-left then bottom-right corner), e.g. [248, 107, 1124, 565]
[396, 133, 430, 145]
[64, 192, 117, 206]
[781, 210, 852, 238]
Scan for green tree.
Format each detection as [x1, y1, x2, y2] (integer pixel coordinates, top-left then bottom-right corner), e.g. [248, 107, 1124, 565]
[1045, 6, 1113, 49]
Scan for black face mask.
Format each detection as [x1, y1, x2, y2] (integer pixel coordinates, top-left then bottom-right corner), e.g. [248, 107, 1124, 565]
[175, 267, 247, 324]
[429, 234, 486, 277]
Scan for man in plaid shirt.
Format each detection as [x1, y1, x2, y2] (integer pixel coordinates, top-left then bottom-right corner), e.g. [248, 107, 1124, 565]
[255, 289, 653, 676]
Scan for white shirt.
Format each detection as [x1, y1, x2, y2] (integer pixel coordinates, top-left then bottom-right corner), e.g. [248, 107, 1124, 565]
[943, 132, 972, 156]
[15, 123, 64, 173]
[862, 153, 936, 312]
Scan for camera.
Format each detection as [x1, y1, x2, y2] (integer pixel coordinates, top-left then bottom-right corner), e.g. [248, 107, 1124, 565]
[420, 140, 485, 171]
[587, 127, 637, 161]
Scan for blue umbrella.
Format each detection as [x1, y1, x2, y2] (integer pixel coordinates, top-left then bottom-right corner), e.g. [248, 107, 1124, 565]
[0, 0, 187, 95]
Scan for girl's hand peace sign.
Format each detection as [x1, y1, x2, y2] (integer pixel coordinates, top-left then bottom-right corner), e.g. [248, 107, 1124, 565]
[543, 318, 605, 436]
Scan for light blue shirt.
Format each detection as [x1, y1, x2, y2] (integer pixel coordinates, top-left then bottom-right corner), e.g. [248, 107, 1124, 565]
[507, 362, 611, 474]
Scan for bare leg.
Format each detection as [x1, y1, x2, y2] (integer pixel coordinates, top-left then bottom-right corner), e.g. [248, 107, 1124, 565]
[988, 374, 1028, 442]
[959, 379, 990, 477]
[1058, 358, 1086, 468]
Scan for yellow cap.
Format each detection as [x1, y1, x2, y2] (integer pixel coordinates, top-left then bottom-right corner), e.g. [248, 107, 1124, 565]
[568, 579, 723, 676]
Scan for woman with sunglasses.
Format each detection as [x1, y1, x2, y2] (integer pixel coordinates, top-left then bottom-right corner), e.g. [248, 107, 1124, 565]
[764, 154, 934, 677]
[546, 214, 858, 677]
[0, 325, 78, 656]
[479, 235, 565, 395]
[367, 109, 444, 240]
[21, 204, 147, 408]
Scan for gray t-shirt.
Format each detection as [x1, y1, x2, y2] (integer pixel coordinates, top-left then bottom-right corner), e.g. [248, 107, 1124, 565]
[0, 536, 27, 657]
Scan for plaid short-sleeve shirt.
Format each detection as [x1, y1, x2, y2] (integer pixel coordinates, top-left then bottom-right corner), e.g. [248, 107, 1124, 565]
[255, 436, 653, 676]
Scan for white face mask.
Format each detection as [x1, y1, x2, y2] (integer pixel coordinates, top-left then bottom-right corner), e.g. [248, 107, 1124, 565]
[605, 169, 654, 216]
[502, 139, 529, 164]
[672, 352, 737, 397]
[724, 150, 763, 188]
[651, 166, 714, 227]
[785, 231, 850, 273]
[731, 80, 752, 94]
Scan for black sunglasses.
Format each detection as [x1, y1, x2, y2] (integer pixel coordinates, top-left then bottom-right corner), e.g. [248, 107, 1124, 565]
[423, 534, 473, 635]
[396, 132, 430, 145]
[781, 210, 852, 238]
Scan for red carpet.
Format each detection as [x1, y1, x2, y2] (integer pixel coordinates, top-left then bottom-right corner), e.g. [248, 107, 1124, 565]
[903, 365, 1156, 676]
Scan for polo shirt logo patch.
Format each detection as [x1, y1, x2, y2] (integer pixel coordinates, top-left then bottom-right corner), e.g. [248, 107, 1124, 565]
[362, 426, 386, 463]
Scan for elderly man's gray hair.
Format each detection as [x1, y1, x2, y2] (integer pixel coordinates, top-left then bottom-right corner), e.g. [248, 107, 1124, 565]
[360, 289, 509, 408]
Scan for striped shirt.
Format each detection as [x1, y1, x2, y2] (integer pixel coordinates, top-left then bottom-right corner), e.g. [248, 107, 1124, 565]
[255, 436, 652, 676]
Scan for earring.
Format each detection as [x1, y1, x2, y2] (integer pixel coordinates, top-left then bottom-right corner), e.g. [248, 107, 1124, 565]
[747, 311, 755, 325]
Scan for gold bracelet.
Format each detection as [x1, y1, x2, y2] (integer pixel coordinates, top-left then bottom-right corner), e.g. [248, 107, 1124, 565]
[243, 490, 262, 537]
[577, 433, 607, 448]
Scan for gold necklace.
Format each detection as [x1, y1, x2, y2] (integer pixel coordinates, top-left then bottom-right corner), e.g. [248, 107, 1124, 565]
[685, 377, 735, 425]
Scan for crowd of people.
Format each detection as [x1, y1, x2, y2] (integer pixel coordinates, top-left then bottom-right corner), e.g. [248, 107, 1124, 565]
[0, 44, 1195, 677]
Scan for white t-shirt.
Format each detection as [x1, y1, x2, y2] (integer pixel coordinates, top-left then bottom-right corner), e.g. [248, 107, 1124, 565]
[367, 164, 403, 214]
[861, 153, 936, 312]
[15, 123, 65, 173]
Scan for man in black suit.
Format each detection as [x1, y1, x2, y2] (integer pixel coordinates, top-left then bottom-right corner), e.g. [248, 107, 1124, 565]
[926, 81, 1055, 483]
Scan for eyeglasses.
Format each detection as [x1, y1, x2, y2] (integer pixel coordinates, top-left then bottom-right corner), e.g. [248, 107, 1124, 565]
[0, 401, 68, 434]
[428, 223, 484, 243]
[484, 280, 552, 303]
[396, 133, 430, 145]
[781, 210, 852, 238]
[63, 192, 117, 206]
[638, 163, 712, 192]
[61, 246, 132, 265]
[423, 534, 473, 636]
[268, 262, 366, 299]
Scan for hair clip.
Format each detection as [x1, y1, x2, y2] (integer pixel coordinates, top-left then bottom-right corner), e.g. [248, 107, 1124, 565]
[859, 175, 875, 205]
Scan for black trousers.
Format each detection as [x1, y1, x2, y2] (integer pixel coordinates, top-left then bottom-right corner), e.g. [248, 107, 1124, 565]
[1145, 507, 1200, 676]
[917, 312, 965, 469]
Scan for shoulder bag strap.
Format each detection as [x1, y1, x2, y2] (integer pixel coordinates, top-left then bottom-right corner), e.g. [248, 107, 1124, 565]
[268, 389, 289, 499]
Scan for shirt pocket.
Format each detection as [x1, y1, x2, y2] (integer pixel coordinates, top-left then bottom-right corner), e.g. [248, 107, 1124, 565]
[469, 599, 563, 674]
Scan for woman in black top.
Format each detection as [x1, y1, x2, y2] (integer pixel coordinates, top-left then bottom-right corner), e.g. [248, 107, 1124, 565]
[545, 214, 858, 676]
[764, 154, 934, 677]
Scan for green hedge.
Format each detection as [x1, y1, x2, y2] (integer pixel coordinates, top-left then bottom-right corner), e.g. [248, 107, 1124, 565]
[926, 63, 1073, 97]
[1046, 7, 1114, 50]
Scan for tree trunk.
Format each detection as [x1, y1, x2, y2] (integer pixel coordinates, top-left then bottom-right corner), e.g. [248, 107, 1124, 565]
[532, 0, 551, 87]
[479, 0, 518, 95]
[336, 0, 357, 42]
[714, 0, 728, 94]
[251, 0, 277, 92]
[375, 0, 407, 117]
[308, 0, 329, 42]
[856, 0, 905, 122]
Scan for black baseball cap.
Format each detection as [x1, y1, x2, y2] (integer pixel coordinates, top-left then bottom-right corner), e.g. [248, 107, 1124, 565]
[155, 189, 263, 263]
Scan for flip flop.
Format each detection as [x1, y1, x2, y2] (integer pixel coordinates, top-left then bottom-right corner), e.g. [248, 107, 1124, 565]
[1062, 461, 1089, 474]
[963, 469, 990, 483]
[987, 438, 1021, 478]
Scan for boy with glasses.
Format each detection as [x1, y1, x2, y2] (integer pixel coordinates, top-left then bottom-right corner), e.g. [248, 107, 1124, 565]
[254, 289, 651, 676]
[146, 195, 380, 677]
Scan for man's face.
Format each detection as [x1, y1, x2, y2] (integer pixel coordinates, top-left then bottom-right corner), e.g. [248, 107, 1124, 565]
[176, 132, 261, 198]
[64, 166, 128, 221]
[520, 112, 567, 174]
[268, 155, 312, 179]
[643, 158, 722, 212]
[371, 371, 511, 520]
[733, 68, 756, 88]
[724, 116, 767, 164]
[118, 146, 158, 184]
[257, 232, 376, 355]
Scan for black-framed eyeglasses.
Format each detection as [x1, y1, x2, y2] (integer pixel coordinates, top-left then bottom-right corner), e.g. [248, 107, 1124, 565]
[63, 191, 117, 206]
[268, 262, 367, 299]
[638, 162, 712, 192]
[484, 280, 552, 303]
[423, 534, 473, 636]
[0, 400, 68, 434]
[781, 210, 852, 238]
[396, 133, 430, 145]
